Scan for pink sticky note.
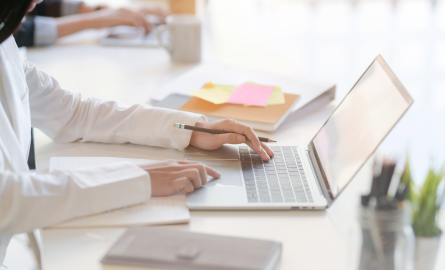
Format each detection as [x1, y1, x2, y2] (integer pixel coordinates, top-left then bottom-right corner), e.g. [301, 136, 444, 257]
[226, 83, 275, 107]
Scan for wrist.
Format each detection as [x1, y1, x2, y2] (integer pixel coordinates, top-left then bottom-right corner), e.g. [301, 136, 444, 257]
[78, 3, 96, 14]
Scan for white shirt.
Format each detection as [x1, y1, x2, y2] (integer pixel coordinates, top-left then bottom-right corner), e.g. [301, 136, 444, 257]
[0, 36, 206, 265]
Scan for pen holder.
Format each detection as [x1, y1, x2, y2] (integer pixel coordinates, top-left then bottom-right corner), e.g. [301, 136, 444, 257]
[358, 205, 415, 270]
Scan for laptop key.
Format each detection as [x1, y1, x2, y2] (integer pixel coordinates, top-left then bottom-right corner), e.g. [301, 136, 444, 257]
[260, 198, 271, 202]
[241, 162, 254, 180]
[285, 198, 296, 202]
[272, 198, 283, 202]
[248, 198, 259, 203]
[246, 189, 257, 194]
[297, 198, 308, 202]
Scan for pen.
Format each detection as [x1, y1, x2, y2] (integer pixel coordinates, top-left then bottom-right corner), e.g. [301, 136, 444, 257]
[173, 123, 277, 143]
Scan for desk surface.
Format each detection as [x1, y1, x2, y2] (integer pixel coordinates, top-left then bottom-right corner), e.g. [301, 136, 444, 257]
[35, 134, 369, 270]
[27, 0, 445, 269]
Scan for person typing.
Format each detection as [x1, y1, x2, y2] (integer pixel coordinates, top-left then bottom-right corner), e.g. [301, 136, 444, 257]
[13, 0, 168, 47]
[0, 0, 274, 267]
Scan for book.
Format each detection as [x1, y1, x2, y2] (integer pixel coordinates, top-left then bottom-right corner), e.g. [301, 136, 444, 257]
[101, 227, 282, 270]
[151, 63, 335, 131]
[179, 93, 299, 131]
[49, 157, 190, 228]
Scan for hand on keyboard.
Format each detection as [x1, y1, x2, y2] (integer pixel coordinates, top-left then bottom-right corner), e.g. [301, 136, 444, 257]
[190, 119, 274, 161]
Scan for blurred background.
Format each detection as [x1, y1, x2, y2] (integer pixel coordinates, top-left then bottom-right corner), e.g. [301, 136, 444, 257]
[36, 0, 445, 183]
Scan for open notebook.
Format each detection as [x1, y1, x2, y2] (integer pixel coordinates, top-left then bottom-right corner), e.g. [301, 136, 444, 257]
[49, 157, 190, 228]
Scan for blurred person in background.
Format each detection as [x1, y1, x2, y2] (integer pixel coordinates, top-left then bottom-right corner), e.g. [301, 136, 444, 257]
[13, 0, 169, 47]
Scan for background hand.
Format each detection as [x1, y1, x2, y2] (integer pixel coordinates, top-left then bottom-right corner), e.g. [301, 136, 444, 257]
[138, 160, 220, 196]
[189, 119, 274, 161]
[87, 8, 153, 34]
[140, 7, 170, 23]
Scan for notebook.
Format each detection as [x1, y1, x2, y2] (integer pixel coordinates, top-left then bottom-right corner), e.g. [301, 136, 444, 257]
[150, 63, 336, 114]
[101, 227, 282, 270]
[155, 93, 299, 131]
[49, 157, 191, 228]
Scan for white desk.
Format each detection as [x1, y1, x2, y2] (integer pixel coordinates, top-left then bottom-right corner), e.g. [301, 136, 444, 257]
[35, 132, 370, 270]
[26, 0, 445, 269]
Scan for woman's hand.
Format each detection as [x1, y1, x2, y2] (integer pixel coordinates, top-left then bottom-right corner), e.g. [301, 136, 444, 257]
[189, 119, 274, 161]
[87, 8, 154, 34]
[138, 160, 220, 197]
[139, 7, 170, 23]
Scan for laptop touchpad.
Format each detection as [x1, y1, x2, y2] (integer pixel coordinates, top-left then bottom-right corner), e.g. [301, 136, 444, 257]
[190, 160, 242, 187]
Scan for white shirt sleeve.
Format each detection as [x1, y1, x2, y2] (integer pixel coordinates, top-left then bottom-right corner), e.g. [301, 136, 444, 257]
[24, 60, 208, 150]
[33, 16, 58, 46]
[0, 161, 151, 236]
[61, 0, 83, 16]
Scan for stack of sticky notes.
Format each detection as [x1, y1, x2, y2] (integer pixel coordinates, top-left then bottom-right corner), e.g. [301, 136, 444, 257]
[188, 82, 285, 107]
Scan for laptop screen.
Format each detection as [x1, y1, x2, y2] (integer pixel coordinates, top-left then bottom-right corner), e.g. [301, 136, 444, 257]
[310, 55, 413, 201]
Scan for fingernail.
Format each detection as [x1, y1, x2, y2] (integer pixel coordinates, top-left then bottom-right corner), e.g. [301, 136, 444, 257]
[236, 135, 245, 143]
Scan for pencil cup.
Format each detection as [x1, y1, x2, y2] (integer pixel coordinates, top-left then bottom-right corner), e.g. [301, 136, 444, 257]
[157, 14, 201, 63]
[358, 205, 415, 270]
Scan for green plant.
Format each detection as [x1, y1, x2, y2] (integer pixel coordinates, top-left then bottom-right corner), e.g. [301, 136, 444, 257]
[401, 161, 445, 237]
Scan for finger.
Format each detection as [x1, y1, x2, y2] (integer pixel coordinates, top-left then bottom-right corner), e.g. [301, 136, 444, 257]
[172, 177, 194, 193]
[170, 168, 202, 188]
[156, 163, 220, 184]
[212, 133, 246, 146]
[136, 11, 153, 33]
[245, 140, 270, 161]
[217, 120, 262, 153]
[170, 161, 221, 182]
[261, 142, 275, 157]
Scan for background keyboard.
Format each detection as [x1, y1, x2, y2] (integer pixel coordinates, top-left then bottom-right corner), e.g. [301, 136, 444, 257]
[239, 146, 313, 203]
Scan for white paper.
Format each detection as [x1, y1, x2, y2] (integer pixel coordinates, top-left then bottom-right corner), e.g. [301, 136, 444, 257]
[49, 157, 190, 228]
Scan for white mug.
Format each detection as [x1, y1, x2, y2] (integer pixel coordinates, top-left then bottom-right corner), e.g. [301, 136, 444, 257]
[157, 14, 201, 63]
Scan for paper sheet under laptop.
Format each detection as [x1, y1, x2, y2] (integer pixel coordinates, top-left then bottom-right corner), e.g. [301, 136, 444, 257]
[49, 157, 190, 228]
[150, 63, 336, 114]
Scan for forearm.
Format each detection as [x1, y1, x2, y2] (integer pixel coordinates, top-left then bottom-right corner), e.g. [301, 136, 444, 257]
[55, 13, 96, 38]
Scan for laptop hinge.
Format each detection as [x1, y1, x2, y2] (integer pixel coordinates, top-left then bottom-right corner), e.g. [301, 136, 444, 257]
[306, 147, 333, 207]
[306, 150, 324, 197]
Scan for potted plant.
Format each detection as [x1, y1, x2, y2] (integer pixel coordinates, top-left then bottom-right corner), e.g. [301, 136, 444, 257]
[401, 161, 444, 270]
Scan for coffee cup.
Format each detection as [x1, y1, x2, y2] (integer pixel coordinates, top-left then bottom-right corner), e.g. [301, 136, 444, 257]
[157, 14, 201, 63]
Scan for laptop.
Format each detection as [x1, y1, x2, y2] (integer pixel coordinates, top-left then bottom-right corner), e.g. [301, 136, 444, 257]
[100, 25, 161, 47]
[185, 55, 413, 210]
[100, 15, 165, 47]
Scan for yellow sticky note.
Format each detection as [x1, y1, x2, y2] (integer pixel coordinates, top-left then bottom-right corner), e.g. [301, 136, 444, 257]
[189, 83, 236, 104]
[267, 86, 285, 105]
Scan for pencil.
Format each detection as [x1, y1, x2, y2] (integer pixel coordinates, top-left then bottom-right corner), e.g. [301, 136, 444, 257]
[173, 123, 276, 143]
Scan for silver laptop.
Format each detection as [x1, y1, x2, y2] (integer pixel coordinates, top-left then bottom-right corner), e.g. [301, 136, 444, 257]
[185, 55, 413, 210]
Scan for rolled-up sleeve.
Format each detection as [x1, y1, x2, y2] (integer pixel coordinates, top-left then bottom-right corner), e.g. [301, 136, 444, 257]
[24, 60, 208, 151]
[34, 16, 58, 46]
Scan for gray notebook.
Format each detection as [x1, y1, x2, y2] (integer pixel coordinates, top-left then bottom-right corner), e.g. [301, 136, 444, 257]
[101, 227, 281, 270]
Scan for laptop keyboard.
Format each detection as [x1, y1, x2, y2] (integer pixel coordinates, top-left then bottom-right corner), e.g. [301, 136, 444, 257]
[239, 146, 313, 203]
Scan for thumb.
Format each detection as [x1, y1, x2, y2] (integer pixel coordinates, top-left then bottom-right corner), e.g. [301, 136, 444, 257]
[214, 133, 245, 145]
